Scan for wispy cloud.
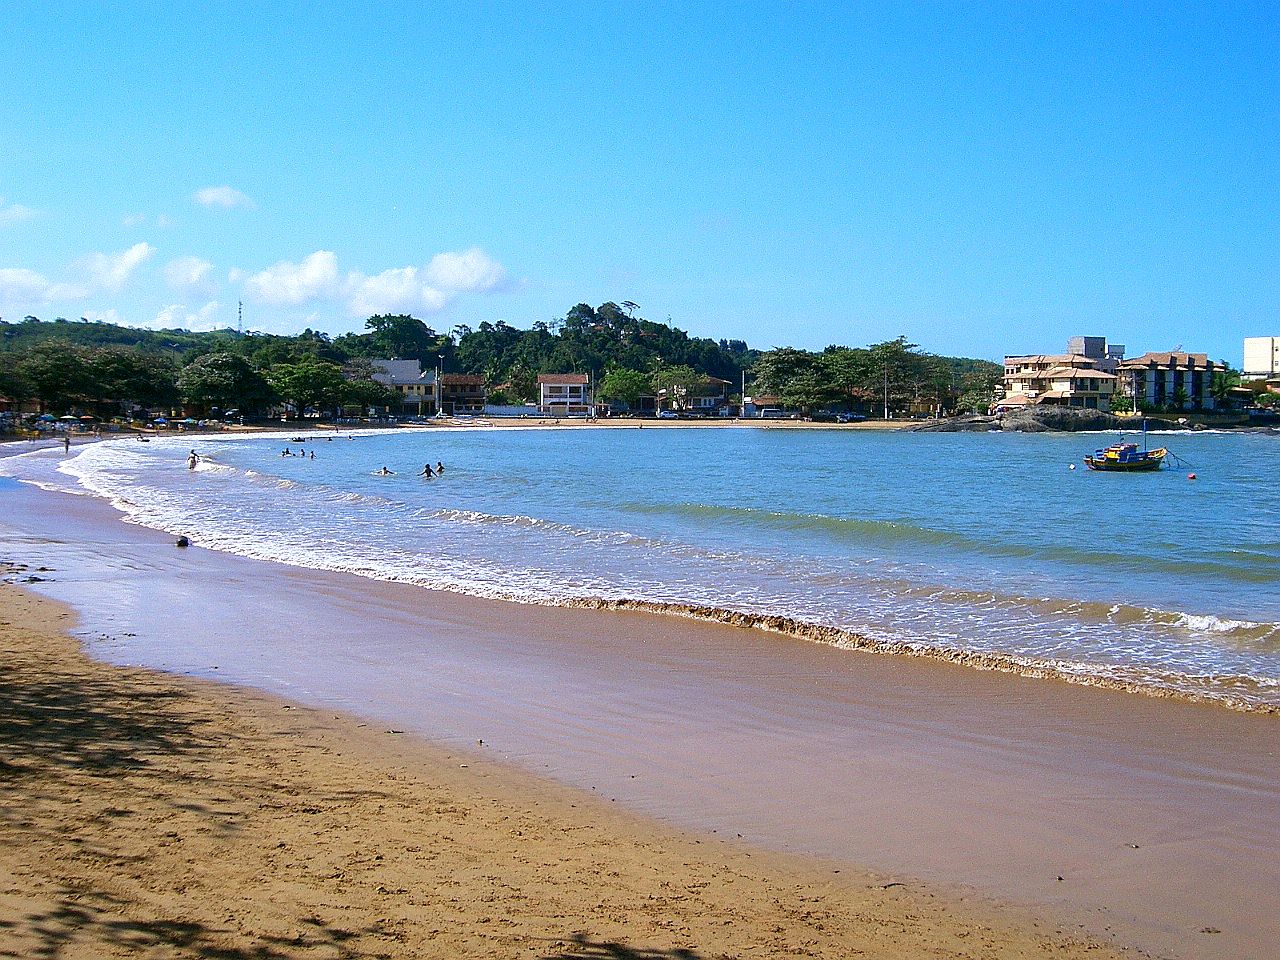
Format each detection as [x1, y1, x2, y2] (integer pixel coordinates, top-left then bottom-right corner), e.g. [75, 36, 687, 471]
[194, 185, 256, 210]
[155, 301, 222, 330]
[0, 198, 38, 224]
[0, 268, 88, 306]
[81, 242, 155, 292]
[164, 256, 217, 296]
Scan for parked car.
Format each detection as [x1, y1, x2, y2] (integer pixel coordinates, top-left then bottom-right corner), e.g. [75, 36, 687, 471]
[656, 410, 680, 419]
[837, 412, 866, 423]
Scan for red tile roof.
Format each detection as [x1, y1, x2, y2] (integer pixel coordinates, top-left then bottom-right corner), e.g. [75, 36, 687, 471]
[537, 373, 589, 385]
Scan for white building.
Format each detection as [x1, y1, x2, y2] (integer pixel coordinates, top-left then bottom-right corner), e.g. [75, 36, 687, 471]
[1243, 337, 1280, 380]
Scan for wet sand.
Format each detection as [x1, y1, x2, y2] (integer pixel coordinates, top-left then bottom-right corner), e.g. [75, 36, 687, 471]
[3, 583, 1136, 960]
[3, 476, 1279, 958]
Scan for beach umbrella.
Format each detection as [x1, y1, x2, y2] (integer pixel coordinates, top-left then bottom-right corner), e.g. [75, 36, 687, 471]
[153, 416, 169, 424]
[79, 415, 97, 421]
[59, 415, 78, 421]
[37, 414, 56, 421]
[181, 417, 199, 424]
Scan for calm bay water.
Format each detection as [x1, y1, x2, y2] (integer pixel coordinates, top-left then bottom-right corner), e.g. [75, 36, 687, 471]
[6, 425, 1279, 711]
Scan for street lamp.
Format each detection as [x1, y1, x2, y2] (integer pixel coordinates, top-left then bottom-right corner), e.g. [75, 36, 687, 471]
[436, 353, 444, 417]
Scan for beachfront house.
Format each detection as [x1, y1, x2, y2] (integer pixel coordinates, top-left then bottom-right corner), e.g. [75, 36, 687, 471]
[537, 373, 593, 416]
[438, 374, 486, 415]
[685, 376, 734, 416]
[371, 359, 436, 416]
[655, 375, 734, 416]
[999, 352, 1118, 412]
[1116, 352, 1219, 412]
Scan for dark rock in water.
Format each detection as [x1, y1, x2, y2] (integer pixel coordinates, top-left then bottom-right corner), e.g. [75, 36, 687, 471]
[176, 536, 190, 548]
[910, 415, 1001, 432]
[1001, 408, 1119, 432]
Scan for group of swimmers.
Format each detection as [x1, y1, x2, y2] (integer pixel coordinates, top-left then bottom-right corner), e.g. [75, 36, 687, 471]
[280, 447, 316, 459]
[373, 463, 448, 478]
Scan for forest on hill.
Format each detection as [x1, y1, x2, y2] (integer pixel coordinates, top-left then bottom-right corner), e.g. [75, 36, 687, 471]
[0, 303, 1002, 417]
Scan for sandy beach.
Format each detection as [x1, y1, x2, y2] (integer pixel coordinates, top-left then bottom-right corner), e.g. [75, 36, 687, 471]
[0, 580, 1134, 960]
[3, 456, 1278, 960]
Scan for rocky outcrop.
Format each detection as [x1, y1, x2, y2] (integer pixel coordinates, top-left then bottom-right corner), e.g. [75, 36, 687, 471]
[913, 408, 1189, 433]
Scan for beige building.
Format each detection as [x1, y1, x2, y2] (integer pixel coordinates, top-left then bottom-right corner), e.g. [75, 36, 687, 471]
[999, 353, 1117, 412]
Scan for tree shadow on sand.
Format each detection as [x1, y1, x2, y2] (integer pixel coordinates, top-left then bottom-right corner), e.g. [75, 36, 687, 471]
[0, 663, 225, 803]
[540, 933, 703, 959]
[6, 888, 378, 960]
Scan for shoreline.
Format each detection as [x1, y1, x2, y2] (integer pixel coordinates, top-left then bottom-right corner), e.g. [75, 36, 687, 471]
[0, 581, 1132, 960]
[4, 473, 1279, 958]
[8, 437, 1272, 717]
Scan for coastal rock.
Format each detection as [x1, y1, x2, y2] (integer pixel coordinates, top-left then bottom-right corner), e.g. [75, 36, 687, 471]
[909, 415, 1001, 432]
[918, 408, 1191, 433]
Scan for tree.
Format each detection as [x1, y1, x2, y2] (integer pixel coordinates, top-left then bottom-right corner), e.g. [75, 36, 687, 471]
[650, 364, 703, 411]
[506, 363, 537, 402]
[1210, 364, 1240, 408]
[90, 347, 178, 410]
[364, 314, 440, 361]
[1109, 393, 1134, 414]
[596, 367, 650, 410]
[178, 352, 275, 414]
[269, 359, 347, 418]
[340, 359, 398, 412]
[17, 341, 95, 410]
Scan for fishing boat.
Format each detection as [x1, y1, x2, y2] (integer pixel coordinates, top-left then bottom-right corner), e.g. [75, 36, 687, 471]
[1084, 440, 1166, 471]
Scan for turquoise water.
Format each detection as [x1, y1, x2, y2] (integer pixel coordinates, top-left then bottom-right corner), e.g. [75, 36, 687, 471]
[7, 426, 1280, 710]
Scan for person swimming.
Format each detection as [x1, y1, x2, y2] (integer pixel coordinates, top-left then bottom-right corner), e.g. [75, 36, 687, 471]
[435, 461, 444, 475]
[376, 466, 394, 475]
[420, 464, 434, 477]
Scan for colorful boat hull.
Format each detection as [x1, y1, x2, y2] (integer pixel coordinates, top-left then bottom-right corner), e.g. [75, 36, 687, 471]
[1083, 443, 1167, 471]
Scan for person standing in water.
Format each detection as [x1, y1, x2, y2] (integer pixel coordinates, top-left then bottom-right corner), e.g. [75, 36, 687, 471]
[435, 461, 444, 475]
[420, 463, 434, 478]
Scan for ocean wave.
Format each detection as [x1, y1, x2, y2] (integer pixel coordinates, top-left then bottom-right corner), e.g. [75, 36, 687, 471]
[552, 596, 1280, 716]
[621, 501, 1280, 583]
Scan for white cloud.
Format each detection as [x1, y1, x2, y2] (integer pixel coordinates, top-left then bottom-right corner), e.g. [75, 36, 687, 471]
[194, 185, 255, 210]
[244, 251, 340, 306]
[122, 212, 147, 227]
[424, 247, 506, 292]
[0, 199, 37, 224]
[165, 256, 217, 296]
[0, 267, 87, 305]
[82, 242, 155, 292]
[238, 247, 507, 318]
[154, 301, 222, 330]
[345, 266, 449, 317]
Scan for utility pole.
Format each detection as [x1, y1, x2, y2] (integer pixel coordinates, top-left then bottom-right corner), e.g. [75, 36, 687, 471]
[883, 364, 889, 420]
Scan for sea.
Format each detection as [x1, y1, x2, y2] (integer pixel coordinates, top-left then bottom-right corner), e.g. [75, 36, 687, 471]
[4, 424, 1279, 713]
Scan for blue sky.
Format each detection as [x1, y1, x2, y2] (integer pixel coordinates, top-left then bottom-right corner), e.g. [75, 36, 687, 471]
[1, 2, 1275, 363]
